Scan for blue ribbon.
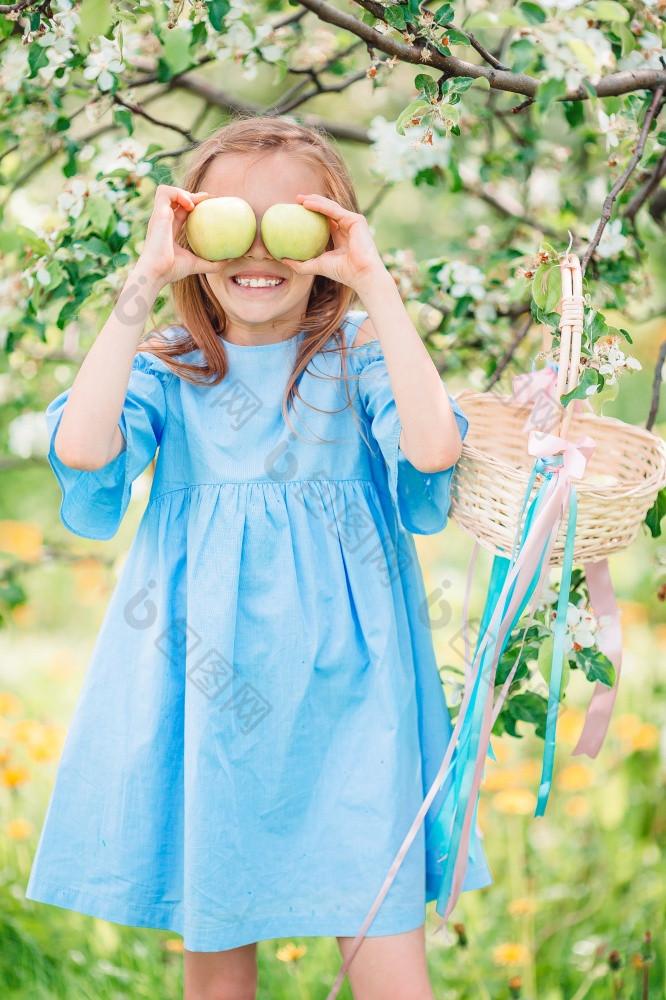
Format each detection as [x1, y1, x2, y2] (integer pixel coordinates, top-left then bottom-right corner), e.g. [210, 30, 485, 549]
[431, 435, 579, 903]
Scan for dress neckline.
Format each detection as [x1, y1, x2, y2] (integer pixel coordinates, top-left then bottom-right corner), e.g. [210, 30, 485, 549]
[220, 330, 306, 351]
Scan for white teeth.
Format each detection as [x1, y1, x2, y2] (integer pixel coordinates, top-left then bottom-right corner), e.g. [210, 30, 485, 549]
[233, 276, 284, 287]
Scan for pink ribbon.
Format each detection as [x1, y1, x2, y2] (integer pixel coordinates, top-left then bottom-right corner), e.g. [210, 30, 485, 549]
[572, 558, 622, 756]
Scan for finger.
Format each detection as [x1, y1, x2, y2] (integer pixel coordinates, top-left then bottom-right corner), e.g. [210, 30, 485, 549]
[190, 255, 229, 275]
[173, 191, 210, 236]
[155, 184, 200, 213]
[295, 193, 359, 225]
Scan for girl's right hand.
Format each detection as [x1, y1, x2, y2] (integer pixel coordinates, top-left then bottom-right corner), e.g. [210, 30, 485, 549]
[135, 184, 228, 289]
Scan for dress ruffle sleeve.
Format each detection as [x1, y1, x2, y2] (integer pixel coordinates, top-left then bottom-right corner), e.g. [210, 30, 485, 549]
[45, 350, 172, 541]
[348, 337, 469, 536]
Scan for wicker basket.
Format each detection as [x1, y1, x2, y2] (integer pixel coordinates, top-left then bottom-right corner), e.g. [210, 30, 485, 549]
[448, 252, 666, 565]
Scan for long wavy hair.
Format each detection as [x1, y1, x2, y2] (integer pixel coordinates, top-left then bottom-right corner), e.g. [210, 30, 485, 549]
[137, 114, 369, 441]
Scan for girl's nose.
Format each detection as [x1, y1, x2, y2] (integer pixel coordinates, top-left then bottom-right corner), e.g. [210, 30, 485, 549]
[247, 214, 271, 256]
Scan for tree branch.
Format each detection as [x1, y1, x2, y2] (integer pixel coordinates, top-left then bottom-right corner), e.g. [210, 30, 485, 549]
[294, 0, 666, 101]
[646, 338, 666, 433]
[484, 313, 533, 391]
[112, 94, 196, 141]
[624, 144, 666, 225]
[581, 85, 666, 273]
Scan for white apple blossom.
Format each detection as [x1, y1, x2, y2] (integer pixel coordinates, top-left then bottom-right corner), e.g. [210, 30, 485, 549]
[381, 247, 423, 300]
[56, 176, 122, 220]
[616, 30, 663, 72]
[552, 602, 615, 655]
[597, 109, 619, 151]
[8, 412, 50, 460]
[527, 168, 561, 211]
[0, 44, 30, 96]
[437, 260, 486, 300]
[92, 137, 152, 178]
[83, 37, 125, 91]
[592, 333, 642, 385]
[529, 19, 615, 90]
[208, 0, 285, 76]
[367, 115, 452, 183]
[588, 217, 627, 259]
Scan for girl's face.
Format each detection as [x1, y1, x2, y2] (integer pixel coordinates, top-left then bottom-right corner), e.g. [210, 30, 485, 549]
[199, 151, 330, 338]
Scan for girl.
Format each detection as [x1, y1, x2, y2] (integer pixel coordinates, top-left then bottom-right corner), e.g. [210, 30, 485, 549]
[26, 116, 492, 1000]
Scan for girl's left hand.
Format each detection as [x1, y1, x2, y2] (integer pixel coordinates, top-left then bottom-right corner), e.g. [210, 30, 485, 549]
[280, 194, 385, 292]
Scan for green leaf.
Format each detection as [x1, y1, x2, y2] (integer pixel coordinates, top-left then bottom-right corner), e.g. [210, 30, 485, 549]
[532, 261, 561, 312]
[537, 634, 571, 691]
[445, 27, 471, 45]
[644, 488, 666, 538]
[617, 22, 637, 57]
[434, 4, 455, 25]
[575, 647, 616, 686]
[207, 0, 231, 26]
[415, 73, 438, 100]
[587, 0, 630, 21]
[560, 366, 602, 405]
[160, 26, 195, 77]
[395, 99, 431, 135]
[535, 76, 567, 112]
[384, 5, 407, 28]
[113, 107, 134, 135]
[507, 691, 549, 739]
[518, 2, 547, 24]
[27, 44, 49, 78]
[77, 0, 113, 47]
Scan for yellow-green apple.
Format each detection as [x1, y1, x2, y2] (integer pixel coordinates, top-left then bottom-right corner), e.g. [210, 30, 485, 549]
[186, 196, 256, 261]
[260, 203, 330, 262]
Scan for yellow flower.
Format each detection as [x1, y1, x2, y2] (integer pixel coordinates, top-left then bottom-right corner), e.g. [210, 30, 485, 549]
[0, 520, 43, 562]
[616, 600, 647, 626]
[491, 788, 536, 815]
[0, 692, 23, 716]
[5, 818, 33, 840]
[1, 765, 30, 789]
[276, 943, 307, 962]
[564, 796, 590, 819]
[556, 705, 586, 745]
[71, 557, 108, 604]
[508, 898, 537, 916]
[492, 942, 530, 966]
[557, 763, 594, 791]
[11, 604, 36, 627]
[482, 767, 521, 791]
[626, 723, 659, 753]
[10, 719, 45, 746]
[613, 713, 641, 741]
[164, 938, 184, 952]
[27, 734, 63, 764]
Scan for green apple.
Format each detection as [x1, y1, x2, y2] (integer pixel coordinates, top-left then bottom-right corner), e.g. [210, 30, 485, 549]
[537, 634, 571, 692]
[186, 196, 256, 261]
[261, 203, 331, 262]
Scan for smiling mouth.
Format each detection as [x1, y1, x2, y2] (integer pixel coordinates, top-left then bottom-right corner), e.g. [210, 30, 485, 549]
[231, 276, 286, 289]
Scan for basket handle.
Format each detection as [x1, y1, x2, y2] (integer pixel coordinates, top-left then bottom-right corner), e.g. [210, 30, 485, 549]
[539, 249, 585, 439]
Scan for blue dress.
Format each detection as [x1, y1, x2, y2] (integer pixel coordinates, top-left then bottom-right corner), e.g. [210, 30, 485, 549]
[26, 308, 493, 951]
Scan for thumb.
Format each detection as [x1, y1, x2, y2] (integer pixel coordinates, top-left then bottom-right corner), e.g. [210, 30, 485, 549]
[280, 258, 306, 274]
[193, 258, 228, 276]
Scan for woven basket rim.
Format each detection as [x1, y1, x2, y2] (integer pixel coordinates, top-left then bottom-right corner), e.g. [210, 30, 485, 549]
[452, 390, 666, 496]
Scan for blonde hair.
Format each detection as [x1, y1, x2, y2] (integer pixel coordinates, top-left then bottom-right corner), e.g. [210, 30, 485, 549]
[138, 114, 368, 440]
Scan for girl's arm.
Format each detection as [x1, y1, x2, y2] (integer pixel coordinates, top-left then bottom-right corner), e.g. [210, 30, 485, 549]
[354, 269, 464, 474]
[53, 185, 226, 471]
[280, 193, 464, 476]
